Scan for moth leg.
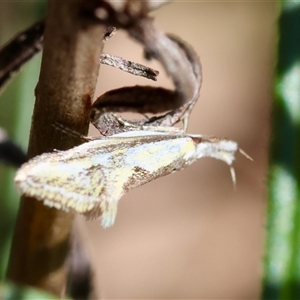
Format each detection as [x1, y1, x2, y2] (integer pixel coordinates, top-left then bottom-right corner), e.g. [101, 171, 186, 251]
[111, 113, 134, 127]
[182, 115, 189, 133]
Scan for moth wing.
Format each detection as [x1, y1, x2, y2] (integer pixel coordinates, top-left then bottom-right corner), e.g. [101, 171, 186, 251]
[14, 148, 121, 228]
[15, 134, 197, 228]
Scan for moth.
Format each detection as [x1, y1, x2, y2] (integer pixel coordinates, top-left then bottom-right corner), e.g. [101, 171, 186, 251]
[13, 22, 249, 228]
[14, 130, 248, 228]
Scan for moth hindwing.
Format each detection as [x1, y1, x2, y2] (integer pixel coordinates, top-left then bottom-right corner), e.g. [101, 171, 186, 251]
[15, 131, 240, 228]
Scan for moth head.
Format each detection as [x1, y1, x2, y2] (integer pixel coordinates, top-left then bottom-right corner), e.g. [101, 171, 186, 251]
[89, 110, 124, 136]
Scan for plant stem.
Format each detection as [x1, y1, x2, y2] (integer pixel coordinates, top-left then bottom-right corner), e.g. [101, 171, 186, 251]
[6, 1, 104, 295]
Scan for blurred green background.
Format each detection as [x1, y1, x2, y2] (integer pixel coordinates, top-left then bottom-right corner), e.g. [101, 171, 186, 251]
[0, 2, 46, 281]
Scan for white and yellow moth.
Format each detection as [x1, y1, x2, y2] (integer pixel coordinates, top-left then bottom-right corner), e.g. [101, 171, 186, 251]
[14, 130, 248, 228]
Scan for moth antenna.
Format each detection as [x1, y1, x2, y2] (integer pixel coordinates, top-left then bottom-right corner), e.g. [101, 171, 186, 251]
[230, 166, 237, 191]
[141, 113, 150, 120]
[52, 122, 94, 142]
[239, 148, 253, 161]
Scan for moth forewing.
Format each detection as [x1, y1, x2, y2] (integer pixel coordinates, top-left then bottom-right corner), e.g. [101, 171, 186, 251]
[15, 131, 241, 228]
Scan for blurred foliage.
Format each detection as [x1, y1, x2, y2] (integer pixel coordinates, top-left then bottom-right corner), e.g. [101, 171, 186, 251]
[0, 2, 46, 280]
[0, 281, 62, 300]
[263, 2, 300, 299]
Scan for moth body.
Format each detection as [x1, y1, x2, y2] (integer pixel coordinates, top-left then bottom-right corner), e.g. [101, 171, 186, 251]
[15, 131, 239, 228]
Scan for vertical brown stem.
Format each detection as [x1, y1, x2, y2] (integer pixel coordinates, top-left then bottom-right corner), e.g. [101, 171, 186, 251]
[7, 1, 104, 296]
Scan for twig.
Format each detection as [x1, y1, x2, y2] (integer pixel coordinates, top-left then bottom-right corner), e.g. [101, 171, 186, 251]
[0, 20, 44, 95]
[0, 127, 26, 167]
[100, 53, 158, 81]
[88, 1, 201, 135]
[0, 21, 159, 95]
